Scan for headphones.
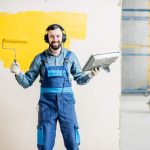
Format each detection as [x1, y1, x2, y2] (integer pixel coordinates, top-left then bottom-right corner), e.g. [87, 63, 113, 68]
[44, 24, 67, 43]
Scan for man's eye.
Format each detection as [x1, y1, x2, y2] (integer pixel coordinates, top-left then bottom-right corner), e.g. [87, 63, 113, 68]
[49, 35, 54, 38]
[56, 35, 61, 38]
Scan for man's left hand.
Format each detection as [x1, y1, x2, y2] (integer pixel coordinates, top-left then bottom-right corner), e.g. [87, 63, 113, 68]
[88, 67, 100, 78]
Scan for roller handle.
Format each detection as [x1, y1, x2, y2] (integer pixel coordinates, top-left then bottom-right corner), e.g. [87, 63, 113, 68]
[2, 38, 28, 43]
[14, 59, 17, 64]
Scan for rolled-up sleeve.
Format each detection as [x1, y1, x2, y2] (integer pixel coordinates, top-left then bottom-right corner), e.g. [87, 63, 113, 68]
[15, 55, 41, 88]
[70, 53, 91, 85]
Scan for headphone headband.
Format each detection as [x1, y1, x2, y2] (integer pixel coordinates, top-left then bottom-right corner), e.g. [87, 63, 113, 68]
[46, 24, 64, 32]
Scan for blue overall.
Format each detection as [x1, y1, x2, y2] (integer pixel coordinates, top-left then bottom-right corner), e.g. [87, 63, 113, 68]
[37, 51, 80, 150]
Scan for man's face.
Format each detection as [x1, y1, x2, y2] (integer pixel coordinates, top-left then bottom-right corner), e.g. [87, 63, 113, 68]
[48, 28, 63, 50]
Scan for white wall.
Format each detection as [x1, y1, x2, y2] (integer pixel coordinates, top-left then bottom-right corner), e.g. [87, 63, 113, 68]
[0, 0, 121, 150]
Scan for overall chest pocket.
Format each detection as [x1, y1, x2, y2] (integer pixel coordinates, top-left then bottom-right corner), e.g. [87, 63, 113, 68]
[46, 66, 67, 77]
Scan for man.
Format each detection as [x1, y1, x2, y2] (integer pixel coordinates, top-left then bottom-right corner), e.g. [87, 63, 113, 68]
[10, 24, 99, 150]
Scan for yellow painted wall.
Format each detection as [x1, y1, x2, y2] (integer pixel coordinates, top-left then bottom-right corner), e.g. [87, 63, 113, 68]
[0, 11, 86, 71]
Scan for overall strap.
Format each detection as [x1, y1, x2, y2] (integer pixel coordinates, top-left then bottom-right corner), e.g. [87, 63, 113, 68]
[40, 52, 48, 68]
[64, 51, 72, 66]
[63, 51, 72, 78]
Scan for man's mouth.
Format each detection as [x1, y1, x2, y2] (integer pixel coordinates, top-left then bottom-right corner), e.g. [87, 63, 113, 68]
[52, 42, 59, 44]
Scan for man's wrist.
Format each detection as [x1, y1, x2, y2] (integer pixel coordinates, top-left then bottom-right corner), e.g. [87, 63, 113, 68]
[15, 71, 21, 76]
[88, 72, 94, 78]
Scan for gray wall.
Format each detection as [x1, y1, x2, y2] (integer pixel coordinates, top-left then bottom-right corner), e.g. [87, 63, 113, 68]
[122, 0, 150, 93]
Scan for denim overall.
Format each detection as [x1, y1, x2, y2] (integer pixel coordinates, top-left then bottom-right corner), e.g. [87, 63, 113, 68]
[37, 51, 80, 150]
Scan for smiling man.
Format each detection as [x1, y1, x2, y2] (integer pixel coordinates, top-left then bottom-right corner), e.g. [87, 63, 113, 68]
[10, 24, 99, 150]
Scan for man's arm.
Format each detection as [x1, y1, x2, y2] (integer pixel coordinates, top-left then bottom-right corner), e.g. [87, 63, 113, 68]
[10, 55, 41, 88]
[70, 52, 99, 85]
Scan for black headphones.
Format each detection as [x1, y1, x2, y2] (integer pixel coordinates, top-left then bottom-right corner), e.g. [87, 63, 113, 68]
[44, 24, 67, 43]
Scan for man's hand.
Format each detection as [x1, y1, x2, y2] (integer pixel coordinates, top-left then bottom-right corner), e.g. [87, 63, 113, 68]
[10, 62, 20, 75]
[88, 67, 100, 78]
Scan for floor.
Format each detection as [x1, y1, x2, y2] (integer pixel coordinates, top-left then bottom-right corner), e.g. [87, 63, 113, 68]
[120, 95, 150, 150]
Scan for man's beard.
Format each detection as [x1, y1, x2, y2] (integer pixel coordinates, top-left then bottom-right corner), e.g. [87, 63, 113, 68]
[49, 42, 62, 50]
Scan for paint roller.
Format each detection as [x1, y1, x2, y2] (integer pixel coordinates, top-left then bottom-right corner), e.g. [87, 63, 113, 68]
[2, 38, 28, 63]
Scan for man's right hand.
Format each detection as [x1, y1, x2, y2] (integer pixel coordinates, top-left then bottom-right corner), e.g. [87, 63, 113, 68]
[10, 62, 20, 75]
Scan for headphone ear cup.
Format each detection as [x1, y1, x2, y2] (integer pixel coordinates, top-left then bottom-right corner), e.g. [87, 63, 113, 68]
[62, 33, 67, 43]
[44, 34, 49, 43]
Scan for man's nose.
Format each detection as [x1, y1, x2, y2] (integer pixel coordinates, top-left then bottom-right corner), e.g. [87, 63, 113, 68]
[53, 36, 58, 41]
